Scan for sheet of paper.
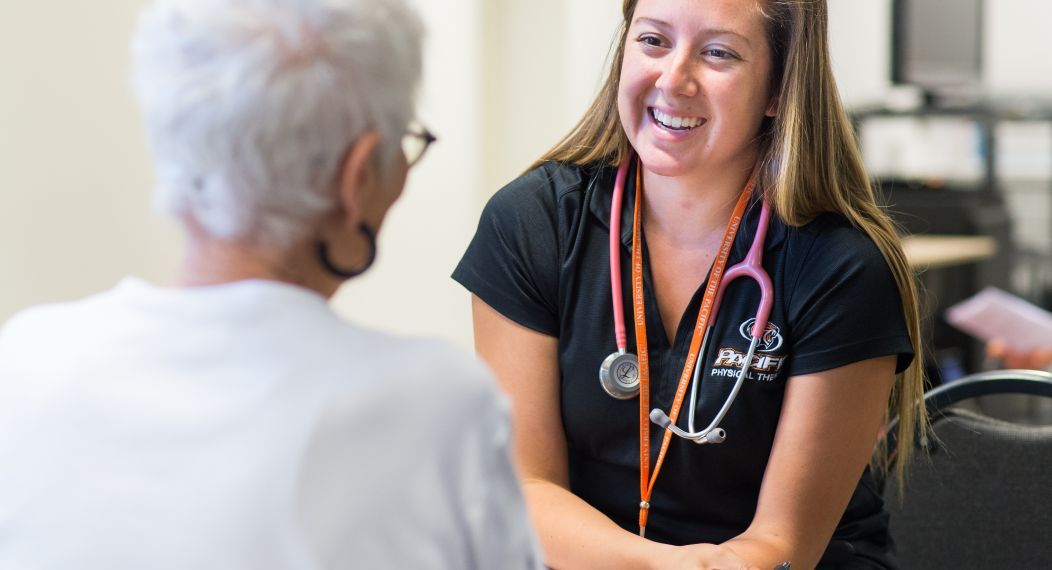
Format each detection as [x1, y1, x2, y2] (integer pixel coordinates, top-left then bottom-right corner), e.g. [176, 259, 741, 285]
[945, 287, 1052, 351]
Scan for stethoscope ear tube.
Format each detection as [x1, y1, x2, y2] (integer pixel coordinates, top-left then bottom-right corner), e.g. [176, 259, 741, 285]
[608, 153, 632, 354]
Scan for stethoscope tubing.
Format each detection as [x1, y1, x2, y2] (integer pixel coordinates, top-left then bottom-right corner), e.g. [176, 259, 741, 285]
[609, 155, 630, 354]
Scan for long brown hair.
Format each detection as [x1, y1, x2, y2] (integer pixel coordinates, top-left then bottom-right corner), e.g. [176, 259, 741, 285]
[535, 0, 928, 489]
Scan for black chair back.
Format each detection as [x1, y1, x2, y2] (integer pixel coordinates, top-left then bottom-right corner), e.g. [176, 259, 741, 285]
[884, 370, 1052, 569]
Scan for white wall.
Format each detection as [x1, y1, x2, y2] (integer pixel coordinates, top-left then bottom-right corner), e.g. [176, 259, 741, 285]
[0, 2, 181, 319]
[828, 0, 893, 107]
[984, 1, 1052, 96]
[480, 0, 620, 199]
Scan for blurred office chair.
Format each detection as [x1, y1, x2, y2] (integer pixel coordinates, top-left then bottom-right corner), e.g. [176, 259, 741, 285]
[883, 370, 1052, 569]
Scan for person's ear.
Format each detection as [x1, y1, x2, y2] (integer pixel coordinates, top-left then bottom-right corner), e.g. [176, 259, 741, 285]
[765, 92, 780, 118]
[336, 131, 382, 225]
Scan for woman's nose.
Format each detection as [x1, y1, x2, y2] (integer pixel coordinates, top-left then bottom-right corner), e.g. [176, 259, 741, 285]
[655, 50, 698, 98]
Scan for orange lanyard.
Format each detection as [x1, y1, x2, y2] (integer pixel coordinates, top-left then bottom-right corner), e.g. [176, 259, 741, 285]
[631, 162, 756, 536]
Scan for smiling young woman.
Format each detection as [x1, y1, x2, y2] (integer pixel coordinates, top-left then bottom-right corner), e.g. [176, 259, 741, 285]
[454, 0, 927, 568]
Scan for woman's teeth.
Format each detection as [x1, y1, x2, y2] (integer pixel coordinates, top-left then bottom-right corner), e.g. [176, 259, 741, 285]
[650, 108, 704, 130]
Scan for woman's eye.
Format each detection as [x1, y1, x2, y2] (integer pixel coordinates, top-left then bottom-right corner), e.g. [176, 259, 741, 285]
[637, 35, 664, 48]
[705, 48, 737, 60]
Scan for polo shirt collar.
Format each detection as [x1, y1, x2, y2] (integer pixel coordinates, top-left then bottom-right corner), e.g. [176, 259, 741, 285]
[586, 161, 637, 248]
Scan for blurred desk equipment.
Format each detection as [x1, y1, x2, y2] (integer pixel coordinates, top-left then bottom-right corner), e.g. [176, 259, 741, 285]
[891, 0, 984, 108]
[854, 101, 1052, 289]
[852, 100, 1052, 381]
[883, 370, 1052, 569]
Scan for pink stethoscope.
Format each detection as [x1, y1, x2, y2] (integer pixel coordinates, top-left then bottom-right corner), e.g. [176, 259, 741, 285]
[598, 155, 776, 444]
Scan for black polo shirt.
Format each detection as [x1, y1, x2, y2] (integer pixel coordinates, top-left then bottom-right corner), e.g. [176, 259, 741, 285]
[453, 161, 913, 568]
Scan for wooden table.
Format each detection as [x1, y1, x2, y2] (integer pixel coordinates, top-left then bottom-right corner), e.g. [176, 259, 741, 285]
[902, 235, 998, 269]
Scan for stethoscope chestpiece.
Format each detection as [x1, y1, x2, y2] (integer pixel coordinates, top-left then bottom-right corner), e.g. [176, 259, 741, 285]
[599, 350, 640, 399]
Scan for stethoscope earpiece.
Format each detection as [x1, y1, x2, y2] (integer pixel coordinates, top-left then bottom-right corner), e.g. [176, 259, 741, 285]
[650, 409, 728, 445]
[704, 428, 726, 444]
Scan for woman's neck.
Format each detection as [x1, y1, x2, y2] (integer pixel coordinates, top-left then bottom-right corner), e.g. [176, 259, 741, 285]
[175, 231, 338, 298]
[640, 162, 756, 248]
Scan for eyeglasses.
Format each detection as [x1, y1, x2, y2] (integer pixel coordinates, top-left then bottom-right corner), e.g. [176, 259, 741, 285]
[402, 123, 437, 168]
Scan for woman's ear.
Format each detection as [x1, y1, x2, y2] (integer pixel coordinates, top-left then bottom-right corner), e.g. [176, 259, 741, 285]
[765, 93, 780, 118]
[336, 131, 382, 225]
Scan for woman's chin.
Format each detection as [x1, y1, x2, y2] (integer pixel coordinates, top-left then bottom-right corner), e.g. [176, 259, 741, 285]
[635, 151, 698, 179]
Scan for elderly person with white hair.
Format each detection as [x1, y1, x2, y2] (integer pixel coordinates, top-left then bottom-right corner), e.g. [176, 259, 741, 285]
[0, 0, 540, 568]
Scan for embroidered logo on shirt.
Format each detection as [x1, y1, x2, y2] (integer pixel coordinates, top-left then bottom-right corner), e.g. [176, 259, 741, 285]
[738, 318, 783, 352]
[709, 319, 787, 382]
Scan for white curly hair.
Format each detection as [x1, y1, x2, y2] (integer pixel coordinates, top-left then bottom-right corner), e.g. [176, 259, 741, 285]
[132, 0, 423, 249]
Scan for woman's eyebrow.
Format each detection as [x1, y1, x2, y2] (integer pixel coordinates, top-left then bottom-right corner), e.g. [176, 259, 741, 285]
[705, 29, 752, 47]
[634, 16, 672, 30]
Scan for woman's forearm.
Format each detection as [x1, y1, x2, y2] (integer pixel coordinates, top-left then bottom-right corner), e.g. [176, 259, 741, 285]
[523, 479, 672, 570]
[722, 531, 796, 570]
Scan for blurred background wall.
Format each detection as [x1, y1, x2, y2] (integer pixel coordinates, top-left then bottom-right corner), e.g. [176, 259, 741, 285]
[2, 0, 1051, 350]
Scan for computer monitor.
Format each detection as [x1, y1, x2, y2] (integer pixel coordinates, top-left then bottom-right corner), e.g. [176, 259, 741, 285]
[891, 0, 984, 101]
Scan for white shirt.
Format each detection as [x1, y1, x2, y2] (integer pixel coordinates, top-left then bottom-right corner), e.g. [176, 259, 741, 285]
[0, 278, 540, 569]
